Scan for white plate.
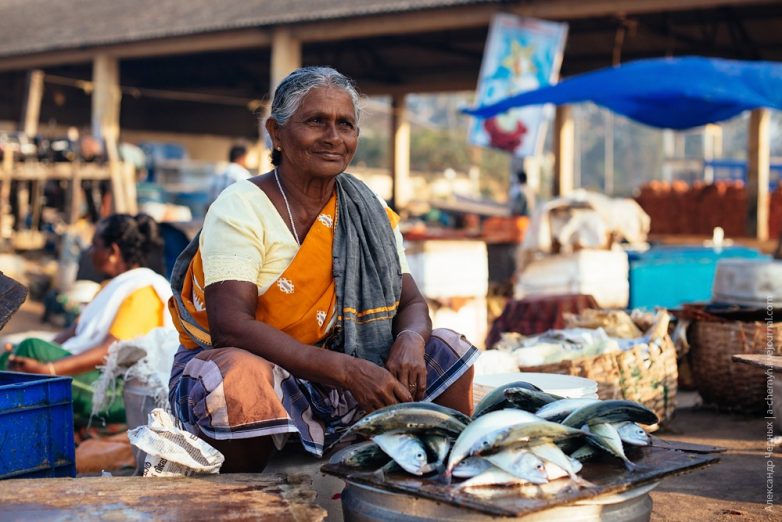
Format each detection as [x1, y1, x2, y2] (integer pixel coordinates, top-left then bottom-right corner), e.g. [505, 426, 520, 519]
[473, 372, 598, 398]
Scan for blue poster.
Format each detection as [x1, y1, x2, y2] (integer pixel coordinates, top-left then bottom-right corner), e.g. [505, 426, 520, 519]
[469, 14, 568, 157]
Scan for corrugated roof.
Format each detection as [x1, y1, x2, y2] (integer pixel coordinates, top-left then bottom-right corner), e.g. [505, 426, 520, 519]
[0, 0, 497, 58]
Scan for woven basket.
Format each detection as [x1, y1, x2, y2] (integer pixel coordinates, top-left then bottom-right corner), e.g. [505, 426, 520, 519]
[518, 335, 678, 424]
[689, 319, 782, 414]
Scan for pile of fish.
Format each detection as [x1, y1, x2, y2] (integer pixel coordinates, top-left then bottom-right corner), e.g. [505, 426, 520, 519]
[330, 381, 658, 490]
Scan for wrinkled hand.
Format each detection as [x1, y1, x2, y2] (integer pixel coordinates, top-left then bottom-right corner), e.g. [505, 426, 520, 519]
[345, 357, 411, 412]
[8, 355, 47, 374]
[385, 331, 427, 401]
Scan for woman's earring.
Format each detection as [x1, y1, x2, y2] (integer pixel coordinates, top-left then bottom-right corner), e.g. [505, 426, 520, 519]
[276, 146, 281, 151]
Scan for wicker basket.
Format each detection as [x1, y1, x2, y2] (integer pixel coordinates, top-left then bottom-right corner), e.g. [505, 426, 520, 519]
[689, 319, 782, 414]
[518, 335, 678, 424]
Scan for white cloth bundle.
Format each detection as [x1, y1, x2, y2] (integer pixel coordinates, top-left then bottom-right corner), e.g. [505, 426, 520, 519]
[62, 267, 173, 355]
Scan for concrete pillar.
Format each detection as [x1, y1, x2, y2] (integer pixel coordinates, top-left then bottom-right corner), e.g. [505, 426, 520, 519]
[20, 70, 44, 137]
[747, 108, 770, 240]
[271, 28, 301, 92]
[553, 105, 574, 197]
[390, 94, 411, 210]
[92, 54, 129, 214]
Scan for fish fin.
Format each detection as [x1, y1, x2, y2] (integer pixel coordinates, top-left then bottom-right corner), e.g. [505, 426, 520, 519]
[623, 459, 638, 472]
[434, 470, 452, 485]
[571, 475, 597, 489]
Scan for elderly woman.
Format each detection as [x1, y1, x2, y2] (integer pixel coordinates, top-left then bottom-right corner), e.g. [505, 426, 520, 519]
[168, 66, 478, 472]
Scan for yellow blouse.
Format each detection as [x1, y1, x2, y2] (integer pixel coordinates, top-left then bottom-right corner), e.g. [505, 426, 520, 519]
[200, 179, 410, 291]
[108, 285, 166, 340]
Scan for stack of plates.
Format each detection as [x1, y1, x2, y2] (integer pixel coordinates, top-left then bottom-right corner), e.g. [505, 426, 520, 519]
[473, 372, 599, 400]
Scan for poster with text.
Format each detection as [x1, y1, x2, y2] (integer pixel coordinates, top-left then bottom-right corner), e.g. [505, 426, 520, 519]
[468, 14, 568, 157]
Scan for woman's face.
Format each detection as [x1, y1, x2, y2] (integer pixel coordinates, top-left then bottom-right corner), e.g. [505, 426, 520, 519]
[271, 87, 359, 179]
[89, 232, 121, 277]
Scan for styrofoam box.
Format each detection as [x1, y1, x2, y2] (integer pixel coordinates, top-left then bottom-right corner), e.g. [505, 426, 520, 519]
[712, 258, 782, 307]
[405, 240, 488, 299]
[429, 296, 488, 349]
[515, 249, 629, 308]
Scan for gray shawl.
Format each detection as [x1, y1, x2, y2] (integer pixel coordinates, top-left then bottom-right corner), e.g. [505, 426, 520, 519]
[331, 174, 402, 365]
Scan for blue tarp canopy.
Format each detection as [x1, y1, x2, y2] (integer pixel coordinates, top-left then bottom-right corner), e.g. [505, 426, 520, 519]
[463, 56, 782, 130]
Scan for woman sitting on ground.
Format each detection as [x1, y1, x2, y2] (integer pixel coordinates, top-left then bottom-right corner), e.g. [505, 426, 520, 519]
[2, 214, 172, 424]
[168, 66, 479, 473]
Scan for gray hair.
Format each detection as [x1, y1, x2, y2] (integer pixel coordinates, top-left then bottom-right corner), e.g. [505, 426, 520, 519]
[269, 66, 361, 127]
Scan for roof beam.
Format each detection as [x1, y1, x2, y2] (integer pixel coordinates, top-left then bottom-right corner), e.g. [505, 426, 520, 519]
[0, 30, 270, 72]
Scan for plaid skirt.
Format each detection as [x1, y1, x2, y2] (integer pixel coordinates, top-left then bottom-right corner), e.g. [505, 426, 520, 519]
[168, 328, 479, 456]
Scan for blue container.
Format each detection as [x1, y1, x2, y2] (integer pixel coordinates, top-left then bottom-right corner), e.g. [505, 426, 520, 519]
[0, 371, 76, 479]
[627, 246, 769, 309]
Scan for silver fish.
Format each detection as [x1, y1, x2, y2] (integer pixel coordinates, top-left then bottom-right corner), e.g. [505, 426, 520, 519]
[472, 420, 587, 458]
[447, 409, 542, 475]
[535, 398, 600, 422]
[459, 466, 528, 488]
[504, 387, 563, 412]
[586, 422, 637, 471]
[420, 433, 451, 474]
[452, 457, 493, 478]
[473, 381, 543, 418]
[569, 444, 597, 462]
[613, 421, 651, 447]
[372, 432, 429, 475]
[329, 441, 390, 468]
[561, 400, 658, 428]
[529, 442, 593, 487]
[344, 404, 467, 439]
[485, 448, 548, 484]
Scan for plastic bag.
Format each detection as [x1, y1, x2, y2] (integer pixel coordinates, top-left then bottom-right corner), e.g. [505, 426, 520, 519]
[128, 408, 224, 477]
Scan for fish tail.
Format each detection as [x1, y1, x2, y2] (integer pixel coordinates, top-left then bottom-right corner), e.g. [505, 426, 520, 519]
[572, 475, 597, 489]
[435, 470, 452, 485]
[623, 459, 638, 472]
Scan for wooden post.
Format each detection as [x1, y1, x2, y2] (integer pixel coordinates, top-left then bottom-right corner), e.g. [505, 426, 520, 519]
[92, 54, 126, 214]
[747, 108, 770, 240]
[553, 105, 574, 197]
[390, 94, 411, 210]
[271, 28, 301, 92]
[20, 70, 44, 138]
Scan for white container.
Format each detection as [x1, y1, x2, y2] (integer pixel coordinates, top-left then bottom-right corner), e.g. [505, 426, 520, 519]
[123, 381, 158, 475]
[429, 296, 487, 349]
[406, 240, 488, 299]
[473, 372, 599, 399]
[712, 258, 782, 307]
[515, 250, 629, 308]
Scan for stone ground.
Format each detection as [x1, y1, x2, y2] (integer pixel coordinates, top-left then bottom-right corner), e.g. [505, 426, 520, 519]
[2, 298, 780, 521]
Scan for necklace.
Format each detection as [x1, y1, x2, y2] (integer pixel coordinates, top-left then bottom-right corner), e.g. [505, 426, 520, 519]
[273, 168, 301, 245]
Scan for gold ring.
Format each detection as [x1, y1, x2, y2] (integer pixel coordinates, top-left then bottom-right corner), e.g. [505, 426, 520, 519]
[408, 384, 417, 392]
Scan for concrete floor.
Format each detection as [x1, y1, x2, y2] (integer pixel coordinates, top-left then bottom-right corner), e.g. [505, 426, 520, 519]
[3, 298, 780, 520]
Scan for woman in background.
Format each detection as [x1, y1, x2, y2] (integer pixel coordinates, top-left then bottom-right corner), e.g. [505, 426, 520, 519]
[2, 214, 172, 424]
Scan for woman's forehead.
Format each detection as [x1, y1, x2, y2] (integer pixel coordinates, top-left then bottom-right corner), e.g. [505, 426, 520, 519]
[297, 87, 356, 115]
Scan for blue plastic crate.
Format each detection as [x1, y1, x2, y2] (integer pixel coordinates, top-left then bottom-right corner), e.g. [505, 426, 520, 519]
[0, 371, 76, 479]
[627, 246, 769, 309]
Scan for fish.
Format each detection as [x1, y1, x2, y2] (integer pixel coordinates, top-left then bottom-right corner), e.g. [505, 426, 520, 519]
[473, 381, 543, 418]
[372, 432, 429, 475]
[342, 404, 468, 440]
[484, 448, 549, 484]
[569, 444, 597, 462]
[585, 422, 637, 471]
[420, 433, 451, 474]
[613, 421, 651, 447]
[452, 457, 493, 478]
[560, 400, 658, 428]
[503, 387, 563, 412]
[459, 466, 528, 488]
[535, 398, 600, 422]
[328, 441, 390, 468]
[529, 442, 594, 487]
[446, 409, 543, 477]
[472, 420, 587, 458]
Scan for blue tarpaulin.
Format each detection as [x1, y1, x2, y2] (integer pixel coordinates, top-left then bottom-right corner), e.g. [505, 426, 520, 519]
[463, 56, 782, 130]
